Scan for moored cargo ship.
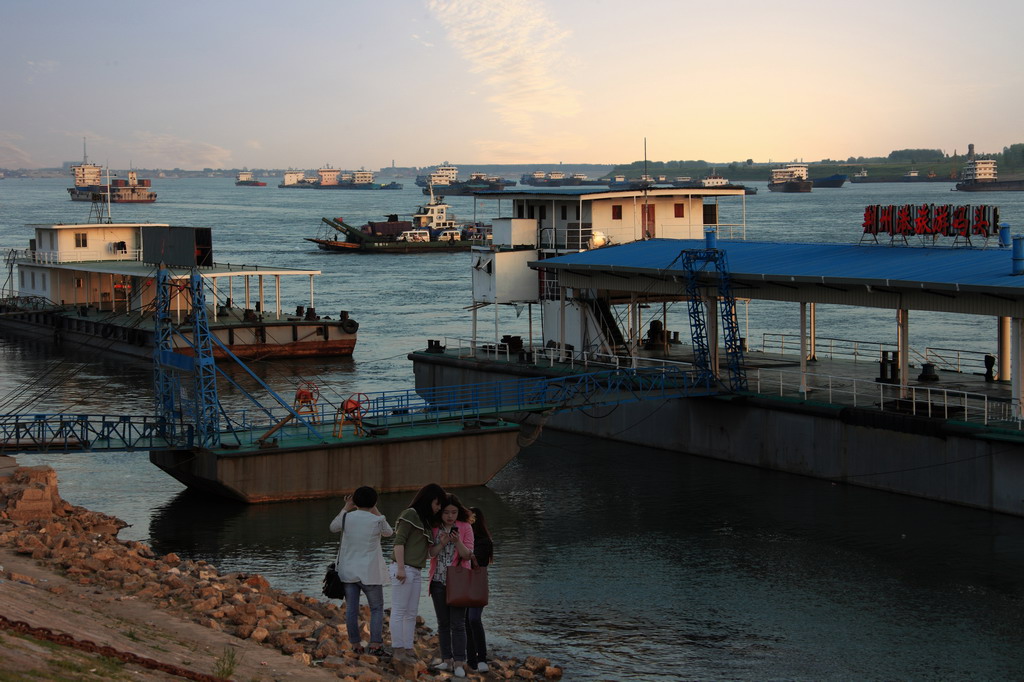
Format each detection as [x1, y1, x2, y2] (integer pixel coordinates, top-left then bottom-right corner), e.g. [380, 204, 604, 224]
[68, 167, 157, 203]
[955, 144, 1024, 192]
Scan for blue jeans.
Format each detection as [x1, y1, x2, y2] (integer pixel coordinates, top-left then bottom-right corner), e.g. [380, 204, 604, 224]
[343, 581, 384, 646]
[429, 579, 467, 662]
[466, 606, 487, 666]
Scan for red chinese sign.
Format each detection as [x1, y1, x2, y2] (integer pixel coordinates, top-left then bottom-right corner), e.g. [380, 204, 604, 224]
[863, 204, 999, 238]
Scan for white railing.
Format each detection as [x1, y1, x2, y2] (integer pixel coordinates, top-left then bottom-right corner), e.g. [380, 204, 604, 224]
[923, 347, 992, 375]
[426, 340, 1017, 428]
[750, 366, 1016, 427]
[761, 334, 993, 376]
[17, 249, 143, 264]
[761, 333, 896, 362]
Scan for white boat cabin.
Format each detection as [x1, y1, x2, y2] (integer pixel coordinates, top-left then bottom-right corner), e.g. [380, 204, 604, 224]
[961, 158, 998, 182]
[72, 163, 103, 187]
[770, 164, 809, 182]
[10, 222, 321, 322]
[468, 186, 746, 353]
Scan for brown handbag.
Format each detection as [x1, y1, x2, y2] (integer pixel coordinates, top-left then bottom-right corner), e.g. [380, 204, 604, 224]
[445, 565, 489, 607]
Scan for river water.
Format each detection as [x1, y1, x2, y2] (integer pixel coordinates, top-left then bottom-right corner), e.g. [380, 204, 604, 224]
[3, 177, 1024, 679]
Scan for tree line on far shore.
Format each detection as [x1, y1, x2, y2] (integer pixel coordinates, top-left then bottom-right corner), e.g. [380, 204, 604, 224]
[608, 143, 1024, 181]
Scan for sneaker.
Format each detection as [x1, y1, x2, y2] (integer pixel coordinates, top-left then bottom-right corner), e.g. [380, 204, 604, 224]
[435, 660, 452, 671]
[477, 662, 489, 672]
[454, 664, 467, 678]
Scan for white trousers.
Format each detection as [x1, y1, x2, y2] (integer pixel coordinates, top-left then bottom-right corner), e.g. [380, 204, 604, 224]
[389, 564, 423, 649]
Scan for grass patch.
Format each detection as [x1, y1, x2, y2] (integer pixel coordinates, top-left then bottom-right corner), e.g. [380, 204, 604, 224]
[213, 646, 240, 679]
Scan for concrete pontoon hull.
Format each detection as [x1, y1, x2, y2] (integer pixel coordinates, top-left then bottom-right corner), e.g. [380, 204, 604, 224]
[412, 351, 1024, 517]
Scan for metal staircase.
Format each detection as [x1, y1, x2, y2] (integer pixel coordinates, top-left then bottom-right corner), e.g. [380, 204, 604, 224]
[153, 267, 220, 447]
[682, 248, 747, 391]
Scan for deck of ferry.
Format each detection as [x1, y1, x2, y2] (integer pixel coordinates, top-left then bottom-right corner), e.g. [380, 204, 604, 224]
[422, 335, 1018, 427]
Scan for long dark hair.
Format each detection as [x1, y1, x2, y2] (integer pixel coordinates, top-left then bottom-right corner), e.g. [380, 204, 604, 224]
[469, 506, 492, 542]
[408, 483, 446, 527]
[470, 506, 494, 563]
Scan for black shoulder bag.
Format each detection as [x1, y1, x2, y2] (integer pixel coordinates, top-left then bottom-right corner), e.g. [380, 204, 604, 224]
[322, 511, 348, 600]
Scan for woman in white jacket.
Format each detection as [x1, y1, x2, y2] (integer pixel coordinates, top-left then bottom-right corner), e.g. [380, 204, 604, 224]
[330, 486, 394, 655]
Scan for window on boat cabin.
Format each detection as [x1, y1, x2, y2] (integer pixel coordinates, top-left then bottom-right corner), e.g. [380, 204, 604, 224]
[40, 274, 46, 290]
[517, 204, 525, 219]
[539, 206, 547, 221]
[612, 205, 623, 220]
[528, 206, 535, 219]
[75, 278, 84, 288]
[31, 272, 35, 288]
[19, 272, 23, 288]
[74, 232, 88, 248]
[560, 205, 567, 221]
[674, 203, 685, 218]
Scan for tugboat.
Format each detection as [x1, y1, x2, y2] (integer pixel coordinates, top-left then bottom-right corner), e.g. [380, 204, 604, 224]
[767, 164, 812, 193]
[235, 171, 267, 186]
[306, 188, 489, 253]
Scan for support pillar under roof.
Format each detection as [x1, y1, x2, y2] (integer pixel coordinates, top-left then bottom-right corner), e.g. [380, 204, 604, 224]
[999, 316, 1011, 381]
[1013, 318, 1024, 419]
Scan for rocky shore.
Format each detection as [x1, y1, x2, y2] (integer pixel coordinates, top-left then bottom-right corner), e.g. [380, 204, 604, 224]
[0, 460, 563, 681]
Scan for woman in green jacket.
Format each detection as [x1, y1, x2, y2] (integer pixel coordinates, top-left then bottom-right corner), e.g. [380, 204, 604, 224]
[390, 483, 446, 660]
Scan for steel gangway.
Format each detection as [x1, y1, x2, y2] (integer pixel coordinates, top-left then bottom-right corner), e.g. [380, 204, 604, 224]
[1, 248, 748, 455]
[0, 363, 722, 453]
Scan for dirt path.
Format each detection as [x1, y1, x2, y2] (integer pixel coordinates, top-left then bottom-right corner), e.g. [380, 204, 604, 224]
[0, 548, 340, 681]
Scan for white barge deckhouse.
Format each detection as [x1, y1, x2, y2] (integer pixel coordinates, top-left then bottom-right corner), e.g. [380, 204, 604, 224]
[1, 221, 358, 360]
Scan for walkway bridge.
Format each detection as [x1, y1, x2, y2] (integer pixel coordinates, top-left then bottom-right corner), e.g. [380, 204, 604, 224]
[0, 247, 739, 455]
[0, 364, 720, 454]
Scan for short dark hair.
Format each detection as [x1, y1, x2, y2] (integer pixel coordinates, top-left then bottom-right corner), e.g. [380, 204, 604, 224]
[352, 485, 378, 508]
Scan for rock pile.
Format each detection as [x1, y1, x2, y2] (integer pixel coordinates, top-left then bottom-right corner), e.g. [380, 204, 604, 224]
[0, 463, 563, 681]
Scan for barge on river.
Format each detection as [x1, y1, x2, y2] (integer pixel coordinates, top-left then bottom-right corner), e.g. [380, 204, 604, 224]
[0, 221, 358, 360]
[410, 185, 1024, 518]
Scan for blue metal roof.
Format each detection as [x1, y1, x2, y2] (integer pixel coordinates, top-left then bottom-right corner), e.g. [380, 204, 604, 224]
[533, 238, 1024, 293]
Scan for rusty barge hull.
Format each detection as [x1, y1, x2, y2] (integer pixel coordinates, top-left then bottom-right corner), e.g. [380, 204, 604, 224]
[0, 306, 356, 360]
[149, 423, 522, 503]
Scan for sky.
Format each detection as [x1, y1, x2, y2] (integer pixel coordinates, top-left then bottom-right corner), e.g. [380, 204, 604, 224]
[2, 0, 1022, 170]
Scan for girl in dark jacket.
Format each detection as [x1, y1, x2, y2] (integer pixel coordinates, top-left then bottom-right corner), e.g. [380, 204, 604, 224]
[465, 506, 493, 673]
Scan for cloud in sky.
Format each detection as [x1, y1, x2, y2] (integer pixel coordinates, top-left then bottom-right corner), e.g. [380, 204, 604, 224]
[3, 0, 1024, 168]
[427, 0, 581, 158]
[130, 133, 233, 169]
[0, 134, 34, 168]
[24, 59, 58, 83]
